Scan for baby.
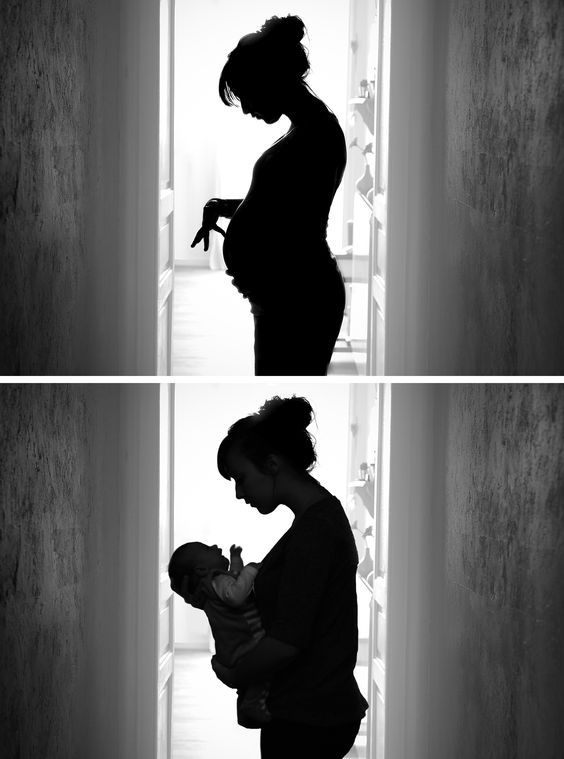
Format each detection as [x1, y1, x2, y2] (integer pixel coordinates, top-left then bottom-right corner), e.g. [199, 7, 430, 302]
[168, 541, 270, 728]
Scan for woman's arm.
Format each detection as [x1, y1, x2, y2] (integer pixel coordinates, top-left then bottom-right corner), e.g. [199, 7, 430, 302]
[213, 198, 243, 218]
[212, 635, 299, 688]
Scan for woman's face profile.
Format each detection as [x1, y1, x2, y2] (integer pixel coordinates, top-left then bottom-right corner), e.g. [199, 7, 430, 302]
[237, 85, 283, 124]
[224, 447, 278, 514]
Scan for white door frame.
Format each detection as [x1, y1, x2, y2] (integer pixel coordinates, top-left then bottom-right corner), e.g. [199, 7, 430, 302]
[383, 383, 436, 758]
[119, 0, 161, 375]
[383, 0, 435, 374]
[349, 383, 437, 759]
[118, 384, 162, 759]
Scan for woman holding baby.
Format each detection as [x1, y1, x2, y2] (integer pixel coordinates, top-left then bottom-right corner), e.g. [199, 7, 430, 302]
[173, 396, 368, 759]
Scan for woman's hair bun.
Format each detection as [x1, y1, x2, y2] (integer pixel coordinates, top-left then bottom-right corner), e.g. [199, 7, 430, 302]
[258, 395, 313, 432]
[258, 15, 306, 46]
[217, 395, 317, 477]
[219, 14, 309, 105]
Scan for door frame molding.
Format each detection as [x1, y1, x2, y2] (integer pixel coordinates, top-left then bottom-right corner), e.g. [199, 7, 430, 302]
[383, 0, 435, 374]
[118, 384, 161, 759]
[384, 384, 436, 758]
[119, 0, 160, 374]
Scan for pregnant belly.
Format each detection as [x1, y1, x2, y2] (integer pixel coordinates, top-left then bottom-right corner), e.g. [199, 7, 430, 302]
[222, 203, 272, 299]
[222, 205, 255, 272]
[223, 203, 334, 303]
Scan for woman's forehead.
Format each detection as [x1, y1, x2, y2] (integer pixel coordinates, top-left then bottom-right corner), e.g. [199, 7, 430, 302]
[224, 447, 260, 477]
[224, 447, 246, 473]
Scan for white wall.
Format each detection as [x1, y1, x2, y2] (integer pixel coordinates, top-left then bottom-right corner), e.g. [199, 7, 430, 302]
[174, 0, 350, 266]
[173, 382, 350, 647]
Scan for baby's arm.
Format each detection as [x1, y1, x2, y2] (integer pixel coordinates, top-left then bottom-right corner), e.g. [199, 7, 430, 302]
[212, 563, 260, 607]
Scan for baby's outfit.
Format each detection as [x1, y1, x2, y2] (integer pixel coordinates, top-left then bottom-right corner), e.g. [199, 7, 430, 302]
[190, 563, 270, 728]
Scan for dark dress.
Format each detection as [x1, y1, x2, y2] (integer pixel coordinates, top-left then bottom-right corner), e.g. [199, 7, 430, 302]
[253, 494, 368, 758]
[222, 103, 347, 375]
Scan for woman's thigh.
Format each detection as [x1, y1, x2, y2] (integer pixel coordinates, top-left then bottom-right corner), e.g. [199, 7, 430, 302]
[253, 279, 346, 376]
[260, 719, 361, 759]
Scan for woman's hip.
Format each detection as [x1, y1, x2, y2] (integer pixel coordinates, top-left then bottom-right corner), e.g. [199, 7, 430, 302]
[251, 264, 345, 318]
[260, 718, 361, 759]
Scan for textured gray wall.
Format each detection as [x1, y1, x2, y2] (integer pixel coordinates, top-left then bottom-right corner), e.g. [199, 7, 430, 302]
[0, 0, 120, 374]
[434, 385, 564, 758]
[430, 0, 564, 373]
[0, 385, 120, 759]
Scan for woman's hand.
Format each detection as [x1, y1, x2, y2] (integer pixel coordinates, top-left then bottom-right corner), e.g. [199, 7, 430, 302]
[211, 655, 237, 688]
[191, 199, 226, 251]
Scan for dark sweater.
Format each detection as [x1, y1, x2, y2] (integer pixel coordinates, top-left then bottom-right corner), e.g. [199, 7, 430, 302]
[254, 495, 369, 726]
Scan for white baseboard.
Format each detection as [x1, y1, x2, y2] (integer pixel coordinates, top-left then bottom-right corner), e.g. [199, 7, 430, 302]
[173, 642, 209, 651]
[174, 258, 209, 268]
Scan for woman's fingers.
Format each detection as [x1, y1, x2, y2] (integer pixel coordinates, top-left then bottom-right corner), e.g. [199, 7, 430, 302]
[190, 227, 208, 249]
[211, 656, 236, 688]
[190, 224, 225, 250]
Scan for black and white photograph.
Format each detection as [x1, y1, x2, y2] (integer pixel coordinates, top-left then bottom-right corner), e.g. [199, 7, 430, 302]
[1, 0, 562, 375]
[1, 0, 564, 758]
[1, 383, 564, 758]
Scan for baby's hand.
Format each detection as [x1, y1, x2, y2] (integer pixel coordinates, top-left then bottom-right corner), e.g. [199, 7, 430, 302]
[229, 544, 244, 574]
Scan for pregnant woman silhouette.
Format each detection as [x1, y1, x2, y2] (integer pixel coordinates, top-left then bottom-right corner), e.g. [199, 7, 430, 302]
[191, 16, 347, 376]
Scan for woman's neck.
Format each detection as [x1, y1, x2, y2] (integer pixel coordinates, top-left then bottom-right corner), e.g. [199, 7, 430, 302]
[283, 84, 324, 128]
[279, 473, 329, 519]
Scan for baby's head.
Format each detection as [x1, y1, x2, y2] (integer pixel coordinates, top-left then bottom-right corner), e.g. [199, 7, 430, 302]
[168, 542, 228, 598]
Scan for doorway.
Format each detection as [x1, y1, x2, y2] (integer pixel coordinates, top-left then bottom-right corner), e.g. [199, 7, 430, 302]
[121, 0, 431, 374]
[171, 383, 367, 757]
[118, 381, 435, 758]
[170, 1, 353, 375]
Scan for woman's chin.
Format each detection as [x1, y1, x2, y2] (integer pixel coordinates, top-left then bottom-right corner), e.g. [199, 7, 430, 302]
[255, 502, 277, 515]
[254, 112, 281, 124]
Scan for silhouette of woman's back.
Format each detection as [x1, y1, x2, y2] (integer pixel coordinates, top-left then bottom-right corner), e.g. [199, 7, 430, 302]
[192, 16, 347, 375]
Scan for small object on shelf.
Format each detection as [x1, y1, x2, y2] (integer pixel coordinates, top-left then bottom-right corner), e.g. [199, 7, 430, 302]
[352, 477, 375, 516]
[359, 462, 369, 481]
[350, 87, 375, 135]
[350, 520, 373, 541]
[348, 138, 373, 158]
[358, 546, 374, 581]
[355, 164, 374, 202]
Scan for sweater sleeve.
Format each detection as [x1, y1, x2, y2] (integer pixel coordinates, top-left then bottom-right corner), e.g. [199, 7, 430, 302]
[211, 564, 259, 607]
